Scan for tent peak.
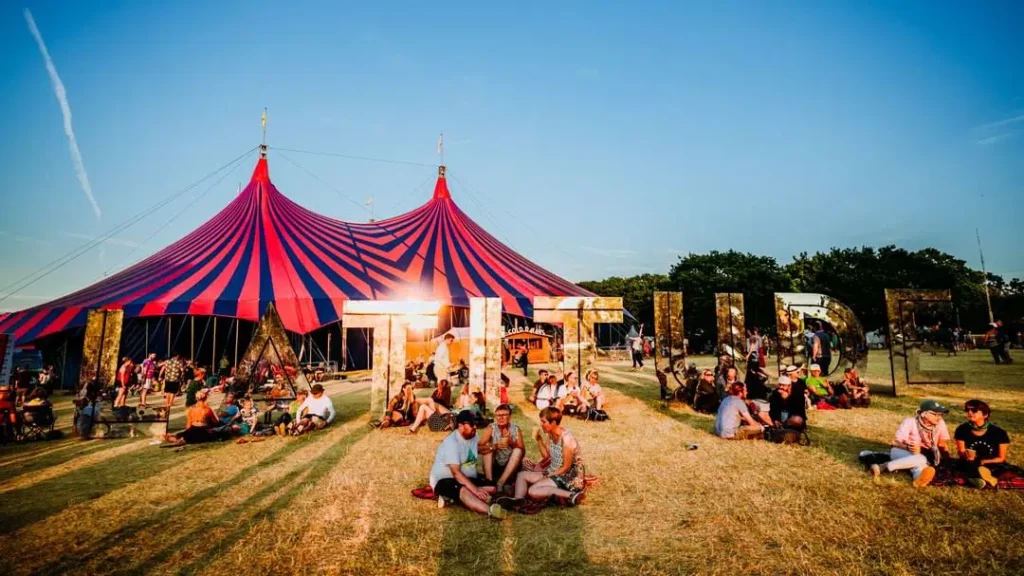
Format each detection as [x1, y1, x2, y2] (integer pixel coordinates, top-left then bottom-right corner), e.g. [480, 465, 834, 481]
[250, 157, 270, 183]
[432, 165, 450, 200]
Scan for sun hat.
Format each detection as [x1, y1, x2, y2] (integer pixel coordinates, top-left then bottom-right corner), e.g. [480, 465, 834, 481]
[777, 376, 792, 386]
[810, 364, 821, 372]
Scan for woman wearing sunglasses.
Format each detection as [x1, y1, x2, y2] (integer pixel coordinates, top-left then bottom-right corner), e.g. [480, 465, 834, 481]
[954, 399, 1011, 488]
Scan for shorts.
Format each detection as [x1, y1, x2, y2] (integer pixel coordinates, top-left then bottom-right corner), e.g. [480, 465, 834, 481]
[164, 381, 181, 395]
[433, 477, 494, 502]
[143, 379, 153, 390]
[493, 458, 520, 482]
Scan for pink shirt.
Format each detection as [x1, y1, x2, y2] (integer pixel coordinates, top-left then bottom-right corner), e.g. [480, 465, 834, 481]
[894, 417, 950, 448]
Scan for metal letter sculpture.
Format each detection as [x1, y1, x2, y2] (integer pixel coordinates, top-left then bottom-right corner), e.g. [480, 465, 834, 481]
[715, 293, 746, 364]
[653, 291, 685, 397]
[885, 289, 965, 395]
[774, 293, 867, 377]
[469, 297, 503, 400]
[533, 297, 624, 378]
[342, 300, 440, 415]
[79, 309, 124, 390]
[235, 302, 310, 398]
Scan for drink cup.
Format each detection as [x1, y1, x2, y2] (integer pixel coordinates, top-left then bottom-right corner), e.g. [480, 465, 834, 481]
[965, 449, 977, 461]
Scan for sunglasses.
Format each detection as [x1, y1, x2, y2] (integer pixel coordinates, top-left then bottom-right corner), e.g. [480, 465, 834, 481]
[964, 408, 982, 414]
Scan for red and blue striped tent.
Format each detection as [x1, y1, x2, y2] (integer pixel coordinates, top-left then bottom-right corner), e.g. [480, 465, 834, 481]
[0, 157, 593, 345]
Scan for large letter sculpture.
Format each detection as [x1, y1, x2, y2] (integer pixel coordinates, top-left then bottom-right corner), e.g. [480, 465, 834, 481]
[533, 297, 624, 378]
[653, 291, 685, 398]
[236, 302, 310, 397]
[774, 293, 867, 377]
[342, 300, 441, 415]
[715, 293, 746, 364]
[79, 309, 124, 391]
[885, 289, 965, 395]
[469, 297, 503, 401]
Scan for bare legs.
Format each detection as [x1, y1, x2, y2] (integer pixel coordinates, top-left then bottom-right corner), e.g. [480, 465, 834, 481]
[514, 470, 572, 500]
[114, 387, 127, 408]
[483, 448, 524, 489]
[409, 401, 447, 433]
[458, 485, 497, 515]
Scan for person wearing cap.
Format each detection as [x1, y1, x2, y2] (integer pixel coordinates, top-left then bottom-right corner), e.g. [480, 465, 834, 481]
[805, 364, 834, 405]
[954, 399, 1012, 488]
[870, 399, 951, 487]
[293, 383, 336, 434]
[768, 376, 806, 430]
[428, 410, 506, 519]
[478, 404, 524, 494]
[714, 382, 765, 440]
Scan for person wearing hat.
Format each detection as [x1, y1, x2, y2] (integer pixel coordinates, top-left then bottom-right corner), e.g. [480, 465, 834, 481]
[293, 383, 336, 434]
[804, 364, 835, 406]
[870, 399, 951, 487]
[428, 409, 506, 519]
[768, 376, 806, 430]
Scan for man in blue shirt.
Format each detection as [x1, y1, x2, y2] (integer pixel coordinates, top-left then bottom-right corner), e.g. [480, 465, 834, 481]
[812, 322, 832, 375]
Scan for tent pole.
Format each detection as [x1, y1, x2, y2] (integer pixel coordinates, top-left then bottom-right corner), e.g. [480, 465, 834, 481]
[327, 330, 332, 369]
[145, 319, 149, 356]
[234, 319, 239, 368]
[212, 317, 217, 369]
[190, 316, 195, 362]
[339, 321, 347, 371]
[167, 317, 172, 358]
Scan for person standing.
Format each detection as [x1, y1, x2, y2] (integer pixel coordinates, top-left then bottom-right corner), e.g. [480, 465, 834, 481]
[159, 353, 184, 411]
[140, 353, 157, 407]
[995, 320, 1013, 364]
[115, 357, 133, 408]
[434, 333, 454, 385]
[631, 333, 645, 371]
[812, 322, 832, 375]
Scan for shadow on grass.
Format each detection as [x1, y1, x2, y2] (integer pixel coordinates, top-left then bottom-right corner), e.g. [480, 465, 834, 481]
[125, 424, 373, 576]
[509, 507, 599, 576]
[31, 396, 369, 575]
[0, 438, 136, 485]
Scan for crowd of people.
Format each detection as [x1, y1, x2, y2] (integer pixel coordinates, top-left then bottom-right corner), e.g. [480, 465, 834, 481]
[528, 368, 608, 420]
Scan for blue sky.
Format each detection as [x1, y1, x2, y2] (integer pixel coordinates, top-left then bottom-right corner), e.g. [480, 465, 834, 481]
[1, 1, 1022, 312]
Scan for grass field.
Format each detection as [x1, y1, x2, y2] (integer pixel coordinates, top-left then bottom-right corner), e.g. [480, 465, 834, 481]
[1, 350, 1022, 575]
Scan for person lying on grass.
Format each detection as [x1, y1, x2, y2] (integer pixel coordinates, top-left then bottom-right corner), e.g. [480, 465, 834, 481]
[869, 399, 951, 487]
[714, 382, 765, 440]
[500, 407, 586, 510]
[768, 376, 806, 430]
[292, 383, 336, 435]
[478, 403, 524, 495]
[409, 379, 453, 433]
[164, 390, 233, 446]
[954, 399, 1012, 488]
[429, 410, 506, 519]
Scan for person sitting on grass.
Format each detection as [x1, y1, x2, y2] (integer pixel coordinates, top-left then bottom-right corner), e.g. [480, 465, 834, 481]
[557, 371, 590, 415]
[217, 392, 242, 434]
[293, 383, 336, 435]
[954, 399, 1012, 488]
[716, 366, 742, 400]
[478, 404, 525, 494]
[164, 390, 233, 446]
[502, 407, 586, 510]
[714, 382, 765, 440]
[528, 369, 550, 405]
[428, 410, 506, 519]
[582, 369, 607, 412]
[239, 397, 259, 435]
[768, 376, 806, 430]
[840, 367, 870, 407]
[534, 373, 567, 411]
[380, 382, 416, 429]
[869, 399, 951, 487]
[805, 364, 835, 406]
[274, 389, 307, 436]
[409, 379, 453, 433]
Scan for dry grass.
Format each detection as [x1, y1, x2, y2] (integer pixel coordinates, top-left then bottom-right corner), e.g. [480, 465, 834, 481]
[1, 351, 1022, 575]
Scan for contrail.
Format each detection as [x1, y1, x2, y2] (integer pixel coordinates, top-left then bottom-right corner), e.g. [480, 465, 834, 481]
[24, 8, 101, 220]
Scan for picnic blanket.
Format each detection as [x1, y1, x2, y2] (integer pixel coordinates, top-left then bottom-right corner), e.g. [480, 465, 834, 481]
[929, 465, 1024, 489]
[411, 475, 601, 512]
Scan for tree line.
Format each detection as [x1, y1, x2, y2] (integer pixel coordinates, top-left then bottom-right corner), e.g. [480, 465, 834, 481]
[577, 246, 1024, 349]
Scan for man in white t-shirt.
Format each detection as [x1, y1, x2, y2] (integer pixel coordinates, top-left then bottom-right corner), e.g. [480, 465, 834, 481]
[434, 333, 454, 384]
[294, 384, 336, 434]
[429, 411, 506, 519]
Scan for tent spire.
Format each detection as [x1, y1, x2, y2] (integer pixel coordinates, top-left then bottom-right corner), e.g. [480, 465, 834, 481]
[260, 107, 268, 159]
[432, 165, 450, 200]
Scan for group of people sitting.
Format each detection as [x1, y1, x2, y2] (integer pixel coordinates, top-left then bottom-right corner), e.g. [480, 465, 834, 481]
[426, 404, 586, 519]
[864, 398, 1017, 489]
[163, 383, 336, 446]
[528, 368, 608, 420]
[0, 384, 57, 441]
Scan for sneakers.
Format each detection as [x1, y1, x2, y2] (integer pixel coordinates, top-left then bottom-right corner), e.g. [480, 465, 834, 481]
[488, 503, 508, 519]
[437, 497, 448, 509]
[869, 463, 882, 480]
[978, 466, 998, 487]
[568, 490, 586, 507]
[913, 466, 936, 488]
[966, 477, 987, 489]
